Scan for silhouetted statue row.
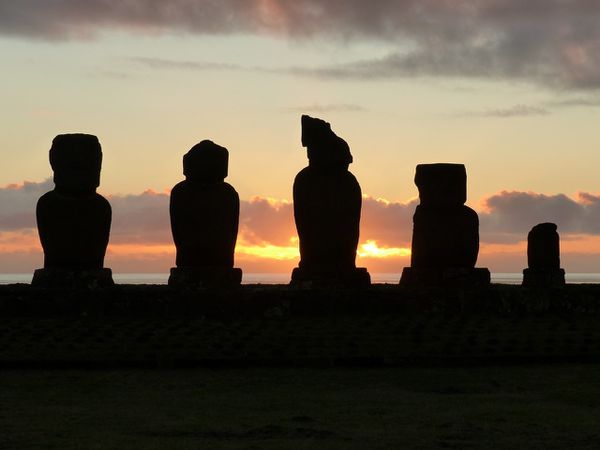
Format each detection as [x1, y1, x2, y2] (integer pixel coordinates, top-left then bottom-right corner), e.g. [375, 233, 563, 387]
[30, 116, 565, 289]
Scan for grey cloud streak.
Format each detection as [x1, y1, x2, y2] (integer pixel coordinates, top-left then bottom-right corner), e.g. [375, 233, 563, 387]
[282, 104, 368, 113]
[4, 1, 600, 89]
[456, 104, 550, 118]
[130, 57, 245, 72]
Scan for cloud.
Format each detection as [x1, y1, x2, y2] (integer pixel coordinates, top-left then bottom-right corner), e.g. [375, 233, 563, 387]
[451, 96, 600, 119]
[130, 57, 245, 72]
[361, 197, 415, 247]
[0, 179, 52, 231]
[5, 178, 600, 272]
[4, 1, 600, 89]
[480, 190, 600, 243]
[544, 97, 600, 108]
[108, 189, 171, 244]
[239, 197, 294, 247]
[460, 104, 550, 118]
[282, 104, 368, 113]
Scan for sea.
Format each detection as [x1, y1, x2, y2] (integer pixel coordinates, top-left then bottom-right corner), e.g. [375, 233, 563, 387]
[2, 273, 600, 285]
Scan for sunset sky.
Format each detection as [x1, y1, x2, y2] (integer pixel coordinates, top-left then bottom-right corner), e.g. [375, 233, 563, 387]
[2, 1, 600, 274]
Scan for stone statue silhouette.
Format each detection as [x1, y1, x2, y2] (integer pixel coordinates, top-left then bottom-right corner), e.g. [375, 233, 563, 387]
[291, 115, 370, 287]
[400, 163, 489, 286]
[169, 140, 242, 287]
[33, 134, 113, 287]
[523, 222, 565, 287]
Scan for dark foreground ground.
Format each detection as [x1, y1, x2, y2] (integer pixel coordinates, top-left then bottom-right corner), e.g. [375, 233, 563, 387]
[2, 365, 600, 449]
[2, 284, 600, 448]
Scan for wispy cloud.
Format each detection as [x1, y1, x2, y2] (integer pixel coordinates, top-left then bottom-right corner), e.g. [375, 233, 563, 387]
[130, 56, 245, 72]
[282, 104, 368, 113]
[544, 97, 600, 108]
[457, 104, 550, 118]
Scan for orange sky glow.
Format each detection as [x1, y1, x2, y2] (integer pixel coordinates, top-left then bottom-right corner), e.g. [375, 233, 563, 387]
[3, 2, 600, 273]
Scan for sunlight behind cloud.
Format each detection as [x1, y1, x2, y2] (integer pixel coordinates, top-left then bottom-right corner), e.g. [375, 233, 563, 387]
[236, 243, 299, 260]
[357, 240, 411, 259]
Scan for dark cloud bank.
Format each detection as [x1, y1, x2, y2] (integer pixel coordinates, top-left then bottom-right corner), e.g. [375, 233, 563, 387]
[5, 179, 600, 271]
[480, 190, 600, 243]
[3, 179, 600, 250]
[2, 1, 600, 89]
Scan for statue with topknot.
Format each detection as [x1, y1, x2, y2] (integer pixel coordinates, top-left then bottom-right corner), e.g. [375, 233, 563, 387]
[291, 115, 370, 287]
[33, 134, 113, 287]
[169, 140, 242, 287]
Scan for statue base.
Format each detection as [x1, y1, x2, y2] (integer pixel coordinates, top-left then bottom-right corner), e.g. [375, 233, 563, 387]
[400, 267, 490, 287]
[290, 267, 371, 288]
[31, 268, 114, 289]
[168, 267, 242, 288]
[522, 268, 565, 287]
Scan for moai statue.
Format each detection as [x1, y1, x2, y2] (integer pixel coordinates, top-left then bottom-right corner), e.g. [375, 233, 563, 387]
[291, 115, 370, 287]
[32, 134, 113, 287]
[400, 163, 490, 286]
[522, 223, 565, 287]
[168, 140, 242, 287]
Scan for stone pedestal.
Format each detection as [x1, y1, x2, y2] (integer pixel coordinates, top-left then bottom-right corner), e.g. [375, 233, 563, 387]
[168, 267, 242, 288]
[522, 268, 565, 288]
[400, 267, 490, 287]
[31, 268, 114, 288]
[290, 267, 371, 288]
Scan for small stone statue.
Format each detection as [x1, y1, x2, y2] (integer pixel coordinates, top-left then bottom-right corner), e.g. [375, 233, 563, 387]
[400, 163, 489, 286]
[291, 115, 370, 287]
[169, 140, 242, 287]
[33, 134, 113, 287]
[522, 222, 565, 287]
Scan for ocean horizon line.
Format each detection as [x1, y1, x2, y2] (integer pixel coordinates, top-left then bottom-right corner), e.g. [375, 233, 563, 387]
[3, 272, 600, 285]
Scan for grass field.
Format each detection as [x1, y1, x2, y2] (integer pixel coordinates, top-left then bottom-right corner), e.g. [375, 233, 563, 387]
[2, 365, 600, 449]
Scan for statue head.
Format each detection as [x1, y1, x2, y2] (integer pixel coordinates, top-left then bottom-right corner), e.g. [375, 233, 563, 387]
[49, 134, 102, 193]
[301, 115, 352, 170]
[414, 163, 467, 207]
[183, 140, 229, 183]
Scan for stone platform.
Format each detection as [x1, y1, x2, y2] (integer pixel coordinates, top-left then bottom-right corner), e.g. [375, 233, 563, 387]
[522, 268, 566, 287]
[1, 283, 600, 368]
[290, 267, 371, 288]
[400, 267, 490, 287]
[168, 267, 242, 288]
[31, 268, 114, 289]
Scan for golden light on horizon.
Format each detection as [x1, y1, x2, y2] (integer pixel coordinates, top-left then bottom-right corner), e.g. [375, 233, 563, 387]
[357, 240, 411, 259]
[237, 236, 299, 260]
[107, 244, 175, 255]
[104, 237, 414, 262]
[237, 243, 299, 260]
